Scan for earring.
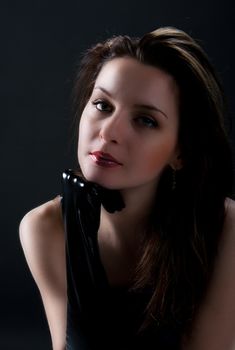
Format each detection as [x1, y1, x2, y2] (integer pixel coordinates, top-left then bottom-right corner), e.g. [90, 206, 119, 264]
[172, 168, 176, 191]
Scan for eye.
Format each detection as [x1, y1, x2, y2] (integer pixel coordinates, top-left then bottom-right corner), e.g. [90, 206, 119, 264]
[135, 115, 158, 129]
[92, 100, 112, 112]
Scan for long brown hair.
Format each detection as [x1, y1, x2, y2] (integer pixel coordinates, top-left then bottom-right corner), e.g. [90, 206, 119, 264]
[72, 27, 234, 332]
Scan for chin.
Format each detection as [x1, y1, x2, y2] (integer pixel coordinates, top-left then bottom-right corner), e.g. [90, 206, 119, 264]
[84, 172, 122, 190]
[92, 177, 120, 190]
[80, 168, 106, 186]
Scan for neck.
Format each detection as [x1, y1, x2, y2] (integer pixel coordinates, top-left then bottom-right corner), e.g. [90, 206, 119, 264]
[97, 182, 158, 287]
[99, 181, 158, 241]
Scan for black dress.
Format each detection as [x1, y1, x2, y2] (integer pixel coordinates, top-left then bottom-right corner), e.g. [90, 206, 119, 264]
[61, 169, 182, 350]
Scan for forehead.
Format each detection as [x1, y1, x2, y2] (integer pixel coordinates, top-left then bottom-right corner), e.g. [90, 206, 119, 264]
[93, 57, 179, 108]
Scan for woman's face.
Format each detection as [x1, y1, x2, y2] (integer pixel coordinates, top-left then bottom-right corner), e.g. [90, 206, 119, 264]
[78, 57, 181, 191]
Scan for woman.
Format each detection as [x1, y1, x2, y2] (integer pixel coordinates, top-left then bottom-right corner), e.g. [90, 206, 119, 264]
[20, 27, 235, 350]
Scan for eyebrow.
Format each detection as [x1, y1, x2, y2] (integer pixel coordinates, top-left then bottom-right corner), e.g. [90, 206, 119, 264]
[94, 86, 168, 119]
[133, 103, 168, 119]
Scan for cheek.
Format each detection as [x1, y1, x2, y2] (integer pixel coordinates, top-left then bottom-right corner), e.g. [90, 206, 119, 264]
[142, 137, 177, 173]
[144, 153, 166, 174]
[78, 116, 89, 158]
[78, 116, 91, 143]
[78, 113, 99, 155]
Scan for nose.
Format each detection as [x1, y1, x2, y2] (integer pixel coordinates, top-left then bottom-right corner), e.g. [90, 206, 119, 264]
[99, 111, 129, 144]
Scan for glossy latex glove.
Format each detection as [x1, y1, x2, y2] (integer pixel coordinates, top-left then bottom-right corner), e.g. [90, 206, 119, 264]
[61, 169, 125, 349]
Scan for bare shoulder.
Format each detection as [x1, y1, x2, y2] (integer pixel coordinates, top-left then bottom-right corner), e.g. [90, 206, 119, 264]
[19, 196, 67, 350]
[217, 197, 235, 251]
[183, 197, 235, 349]
[214, 196, 235, 281]
[19, 195, 63, 240]
[19, 195, 66, 293]
[224, 197, 235, 229]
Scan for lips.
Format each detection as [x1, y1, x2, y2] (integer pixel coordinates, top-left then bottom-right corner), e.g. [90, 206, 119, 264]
[89, 151, 123, 167]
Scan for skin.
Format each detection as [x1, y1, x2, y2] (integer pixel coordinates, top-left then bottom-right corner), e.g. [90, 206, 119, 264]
[19, 57, 235, 350]
[78, 57, 182, 284]
[78, 57, 182, 192]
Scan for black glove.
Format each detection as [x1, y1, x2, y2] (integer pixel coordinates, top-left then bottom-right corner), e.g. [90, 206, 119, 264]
[61, 169, 125, 349]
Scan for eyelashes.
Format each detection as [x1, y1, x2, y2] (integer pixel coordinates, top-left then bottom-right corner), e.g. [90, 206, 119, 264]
[134, 116, 158, 129]
[91, 99, 159, 129]
[92, 100, 112, 112]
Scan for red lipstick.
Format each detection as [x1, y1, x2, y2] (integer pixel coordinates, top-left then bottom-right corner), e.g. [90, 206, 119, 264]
[90, 151, 122, 168]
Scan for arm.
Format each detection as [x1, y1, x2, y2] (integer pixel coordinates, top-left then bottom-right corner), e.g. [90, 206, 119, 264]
[183, 198, 235, 350]
[19, 196, 67, 350]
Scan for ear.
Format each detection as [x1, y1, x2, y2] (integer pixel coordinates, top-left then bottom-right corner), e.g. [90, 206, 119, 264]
[169, 148, 183, 170]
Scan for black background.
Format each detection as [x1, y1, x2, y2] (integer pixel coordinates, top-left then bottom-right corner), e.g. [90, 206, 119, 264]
[1, 1, 235, 349]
